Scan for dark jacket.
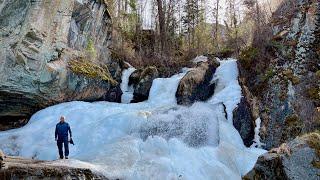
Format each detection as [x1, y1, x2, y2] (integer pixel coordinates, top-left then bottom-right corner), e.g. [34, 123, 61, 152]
[55, 122, 72, 140]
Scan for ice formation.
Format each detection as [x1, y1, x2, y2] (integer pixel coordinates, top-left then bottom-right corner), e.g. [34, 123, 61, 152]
[0, 59, 266, 180]
[120, 67, 136, 103]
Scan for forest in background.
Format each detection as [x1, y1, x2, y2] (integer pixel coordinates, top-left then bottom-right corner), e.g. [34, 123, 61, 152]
[106, 0, 283, 76]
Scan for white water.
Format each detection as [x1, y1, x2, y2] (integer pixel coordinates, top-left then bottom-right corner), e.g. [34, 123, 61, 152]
[120, 67, 136, 103]
[0, 59, 266, 179]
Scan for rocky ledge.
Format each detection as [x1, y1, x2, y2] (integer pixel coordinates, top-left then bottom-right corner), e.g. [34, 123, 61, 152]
[244, 132, 320, 179]
[0, 155, 107, 180]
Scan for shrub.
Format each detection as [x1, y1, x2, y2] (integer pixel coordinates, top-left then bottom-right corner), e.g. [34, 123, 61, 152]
[239, 46, 258, 69]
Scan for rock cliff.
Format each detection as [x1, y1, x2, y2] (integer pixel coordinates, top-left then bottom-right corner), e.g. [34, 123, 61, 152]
[239, 0, 320, 149]
[0, 0, 119, 130]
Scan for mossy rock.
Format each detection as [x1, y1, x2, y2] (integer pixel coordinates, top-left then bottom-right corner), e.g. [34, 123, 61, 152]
[316, 70, 320, 79]
[282, 69, 300, 85]
[68, 58, 117, 86]
[307, 87, 320, 100]
[281, 114, 304, 143]
[301, 131, 320, 157]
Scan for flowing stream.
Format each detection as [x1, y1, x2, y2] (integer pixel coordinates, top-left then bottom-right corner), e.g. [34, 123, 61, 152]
[0, 59, 266, 180]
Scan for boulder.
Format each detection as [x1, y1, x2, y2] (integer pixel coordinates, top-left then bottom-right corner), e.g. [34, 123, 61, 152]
[0, 0, 118, 130]
[132, 66, 159, 102]
[233, 97, 255, 147]
[129, 69, 143, 86]
[0, 156, 107, 179]
[176, 60, 219, 105]
[244, 132, 320, 180]
[104, 86, 122, 103]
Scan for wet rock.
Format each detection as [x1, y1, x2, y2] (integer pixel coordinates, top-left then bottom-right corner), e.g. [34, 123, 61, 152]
[104, 86, 122, 103]
[0, 155, 107, 179]
[129, 69, 143, 86]
[244, 132, 320, 180]
[176, 60, 219, 105]
[0, 0, 116, 130]
[233, 97, 255, 147]
[238, 0, 320, 149]
[132, 66, 159, 102]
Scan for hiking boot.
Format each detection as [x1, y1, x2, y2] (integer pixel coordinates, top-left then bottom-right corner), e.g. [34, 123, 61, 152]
[65, 156, 68, 159]
[60, 157, 63, 159]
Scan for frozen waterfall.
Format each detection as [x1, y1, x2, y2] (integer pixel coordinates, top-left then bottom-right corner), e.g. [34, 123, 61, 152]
[120, 67, 136, 103]
[0, 59, 266, 180]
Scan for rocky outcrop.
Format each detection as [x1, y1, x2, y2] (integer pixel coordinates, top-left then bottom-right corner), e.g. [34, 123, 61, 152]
[0, 155, 107, 179]
[0, 0, 118, 130]
[131, 66, 159, 103]
[239, 0, 320, 149]
[176, 60, 219, 105]
[244, 132, 320, 180]
[129, 69, 143, 86]
[233, 97, 255, 147]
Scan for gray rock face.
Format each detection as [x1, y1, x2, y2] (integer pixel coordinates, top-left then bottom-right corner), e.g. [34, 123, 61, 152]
[239, 0, 320, 150]
[233, 97, 255, 147]
[0, 0, 114, 130]
[258, 0, 320, 149]
[244, 132, 320, 180]
[0, 155, 108, 179]
[176, 60, 219, 105]
[132, 66, 159, 103]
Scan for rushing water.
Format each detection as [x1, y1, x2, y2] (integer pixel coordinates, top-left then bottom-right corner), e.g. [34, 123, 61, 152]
[0, 59, 266, 180]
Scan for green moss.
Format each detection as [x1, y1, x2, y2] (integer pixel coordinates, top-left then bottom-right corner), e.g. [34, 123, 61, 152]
[281, 114, 303, 142]
[86, 39, 96, 59]
[261, 68, 275, 82]
[68, 58, 117, 86]
[301, 131, 320, 157]
[270, 40, 285, 50]
[239, 47, 258, 70]
[307, 87, 320, 100]
[316, 70, 320, 79]
[283, 69, 300, 85]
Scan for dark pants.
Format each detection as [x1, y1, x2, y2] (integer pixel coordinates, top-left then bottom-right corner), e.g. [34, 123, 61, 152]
[57, 138, 69, 158]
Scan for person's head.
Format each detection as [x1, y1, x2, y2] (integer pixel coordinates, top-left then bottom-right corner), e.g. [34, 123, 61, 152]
[60, 116, 65, 123]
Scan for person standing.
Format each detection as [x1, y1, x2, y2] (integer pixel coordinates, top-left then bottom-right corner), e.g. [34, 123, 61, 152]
[55, 116, 72, 159]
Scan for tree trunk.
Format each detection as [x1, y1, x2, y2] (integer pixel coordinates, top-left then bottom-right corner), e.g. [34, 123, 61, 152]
[157, 0, 166, 55]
